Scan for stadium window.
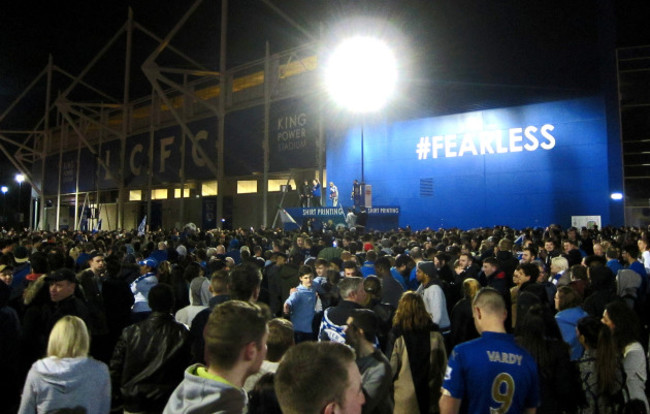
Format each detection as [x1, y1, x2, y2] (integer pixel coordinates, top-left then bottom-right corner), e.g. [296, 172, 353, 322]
[237, 180, 258, 194]
[151, 189, 168, 200]
[174, 188, 191, 198]
[129, 190, 142, 201]
[268, 179, 296, 192]
[202, 181, 218, 196]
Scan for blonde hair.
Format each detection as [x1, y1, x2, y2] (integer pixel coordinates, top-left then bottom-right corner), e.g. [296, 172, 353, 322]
[462, 278, 481, 300]
[551, 256, 569, 272]
[47, 316, 90, 358]
[393, 291, 433, 331]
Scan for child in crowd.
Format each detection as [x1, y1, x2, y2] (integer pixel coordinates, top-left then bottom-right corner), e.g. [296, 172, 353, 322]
[313, 258, 328, 285]
[0, 264, 13, 286]
[284, 265, 319, 343]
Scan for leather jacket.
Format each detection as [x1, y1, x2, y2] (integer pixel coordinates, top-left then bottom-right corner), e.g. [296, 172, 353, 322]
[109, 312, 190, 412]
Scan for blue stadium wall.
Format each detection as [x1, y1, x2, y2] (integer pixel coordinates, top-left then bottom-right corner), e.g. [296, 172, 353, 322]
[325, 97, 624, 229]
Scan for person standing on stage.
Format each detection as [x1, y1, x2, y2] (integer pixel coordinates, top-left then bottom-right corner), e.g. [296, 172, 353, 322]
[329, 182, 339, 207]
[312, 179, 321, 207]
[300, 180, 311, 208]
[439, 288, 540, 414]
[351, 179, 362, 209]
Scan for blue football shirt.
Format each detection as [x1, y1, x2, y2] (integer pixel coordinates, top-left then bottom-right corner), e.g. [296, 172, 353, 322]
[442, 331, 540, 413]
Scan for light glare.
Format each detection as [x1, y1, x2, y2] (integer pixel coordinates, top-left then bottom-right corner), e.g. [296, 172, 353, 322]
[15, 174, 24, 184]
[0, 186, 7, 194]
[325, 37, 397, 113]
[610, 192, 623, 200]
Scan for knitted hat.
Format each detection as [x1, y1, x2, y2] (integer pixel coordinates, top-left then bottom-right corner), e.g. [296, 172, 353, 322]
[417, 261, 438, 279]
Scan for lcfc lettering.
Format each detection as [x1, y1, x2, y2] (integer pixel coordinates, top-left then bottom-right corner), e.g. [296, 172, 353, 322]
[486, 351, 523, 366]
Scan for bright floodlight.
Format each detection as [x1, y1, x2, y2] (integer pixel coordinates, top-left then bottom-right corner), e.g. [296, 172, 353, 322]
[0, 186, 7, 194]
[610, 192, 623, 201]
[15, 174, 24, 184]
[325, 36, 397, 113]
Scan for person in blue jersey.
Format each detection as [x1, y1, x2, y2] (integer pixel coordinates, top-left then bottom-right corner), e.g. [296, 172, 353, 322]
[318, 276, 366, 343]
[130, 258, 158, 323]
[284, 265, 319, 343]
[440, 287, 540, 414]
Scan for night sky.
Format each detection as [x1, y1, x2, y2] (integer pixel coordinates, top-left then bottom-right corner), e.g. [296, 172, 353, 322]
[0, 0, 648, 179]
[1, 1, 648, 113]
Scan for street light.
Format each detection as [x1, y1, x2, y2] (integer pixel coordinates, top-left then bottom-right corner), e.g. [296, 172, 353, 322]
[1, 186, 7, 224]
[15, 174, 24, 227]
[324, 36, 397, 207]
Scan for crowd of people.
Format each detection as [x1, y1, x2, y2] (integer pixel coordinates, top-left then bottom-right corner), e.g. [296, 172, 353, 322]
[1, 222, 650, 413]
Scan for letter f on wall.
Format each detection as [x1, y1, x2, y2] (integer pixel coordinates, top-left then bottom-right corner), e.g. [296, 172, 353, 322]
[159, 136, 174, 173]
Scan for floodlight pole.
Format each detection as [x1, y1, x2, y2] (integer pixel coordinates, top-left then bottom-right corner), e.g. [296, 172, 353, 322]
[360, 117, 366, 208]
[361, 122, 364, 184]
[1, 187, 7, 224]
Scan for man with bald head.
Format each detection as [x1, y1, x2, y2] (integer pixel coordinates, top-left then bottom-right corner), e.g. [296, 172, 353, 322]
[440, 288, 539, 414]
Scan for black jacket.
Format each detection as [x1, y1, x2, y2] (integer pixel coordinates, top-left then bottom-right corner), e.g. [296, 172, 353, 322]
[21, 294, 92, 366]
[77, 270, 108, 335]
[109, 312, 190, 412]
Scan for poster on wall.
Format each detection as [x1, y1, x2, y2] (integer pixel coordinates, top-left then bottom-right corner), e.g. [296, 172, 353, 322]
[571, 215, 602, 230]
[269, 96, 318, 172]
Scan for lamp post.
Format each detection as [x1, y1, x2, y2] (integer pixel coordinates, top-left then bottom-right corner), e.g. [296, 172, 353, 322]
[324, 36, 397, 207]
[1, 186, 7, 225]
[15, 174, 24, 228]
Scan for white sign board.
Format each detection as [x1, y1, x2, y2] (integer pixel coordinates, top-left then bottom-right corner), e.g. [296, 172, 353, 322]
[571, 215, 601, 229]
[364, 185, 372, 208]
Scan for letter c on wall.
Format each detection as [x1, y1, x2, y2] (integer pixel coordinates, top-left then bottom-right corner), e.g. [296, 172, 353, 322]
[192, 130, 208, 168]
[130, 144, 143, 176]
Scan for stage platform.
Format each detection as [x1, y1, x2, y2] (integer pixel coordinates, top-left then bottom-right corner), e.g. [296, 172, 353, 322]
[283, 206, 400, 232]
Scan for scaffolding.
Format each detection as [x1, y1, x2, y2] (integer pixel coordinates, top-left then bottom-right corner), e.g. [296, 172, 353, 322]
[0, 0, 323, 231]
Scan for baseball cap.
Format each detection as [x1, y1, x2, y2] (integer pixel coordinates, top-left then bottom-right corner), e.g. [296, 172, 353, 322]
[45, 268, 77, 283]
[88, 251, 104, 261]
[14, 246, 29, 264]
[138, 258, 158, 269]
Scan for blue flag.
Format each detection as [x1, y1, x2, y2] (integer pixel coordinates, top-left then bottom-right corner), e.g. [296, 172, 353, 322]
[92, 218, 102, 234]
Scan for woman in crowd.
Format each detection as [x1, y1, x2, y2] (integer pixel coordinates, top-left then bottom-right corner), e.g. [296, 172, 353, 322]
[386, 291, 447, 414]
[576, 316, 624, 414]
[602, 301, 649, 411]
[362, 275, 396, 353]
[555, 285, 589, 360]
[18, 315, 110, 414]
[449, 277, 480, 348]
[516, 304, 584, 413]
[156, 260, 172, 285]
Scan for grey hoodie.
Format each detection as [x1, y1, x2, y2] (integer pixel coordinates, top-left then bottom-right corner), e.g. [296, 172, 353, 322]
[164, 364, 248, 414]
[18, 356, 110, 414]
